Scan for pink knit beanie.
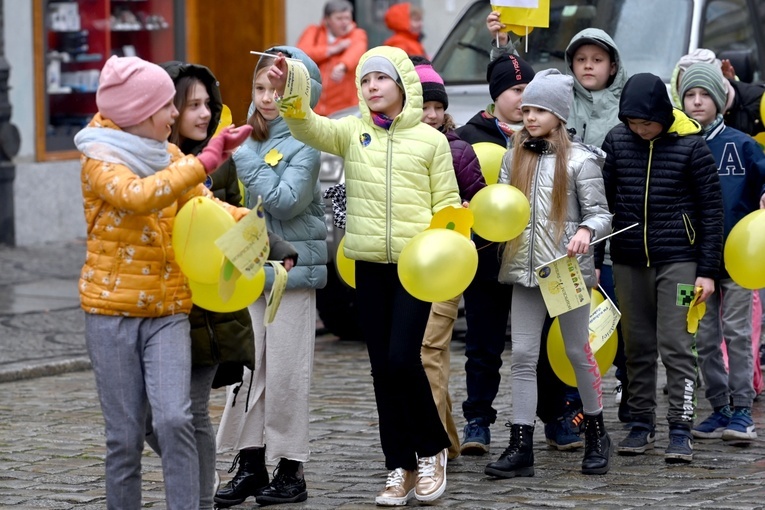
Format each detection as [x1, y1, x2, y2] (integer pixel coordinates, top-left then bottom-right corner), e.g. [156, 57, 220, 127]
[96, 55, 176, 127]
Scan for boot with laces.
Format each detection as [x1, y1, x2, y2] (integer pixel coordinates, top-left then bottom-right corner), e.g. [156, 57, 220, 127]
[484, 423, 534, 478]
[415, 448, 447, 502]
[214, 448, 269, 508]
[375, 467, 416, 506]
[255, 458, 308, 506]
[581, 412, 611, 475]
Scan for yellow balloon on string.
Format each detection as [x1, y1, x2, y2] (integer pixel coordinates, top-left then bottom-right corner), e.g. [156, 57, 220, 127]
[189, 268, 265, 313]
[172, 196, 235, 283]
[472, 142, 506, 185]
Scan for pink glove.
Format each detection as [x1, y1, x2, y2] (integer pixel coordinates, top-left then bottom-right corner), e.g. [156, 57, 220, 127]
[220, 125, 253, 154]
[196, 125, 254, 174]
[197, 135, 226, 174]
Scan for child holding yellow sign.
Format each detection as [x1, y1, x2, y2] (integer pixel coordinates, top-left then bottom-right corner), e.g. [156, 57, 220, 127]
[487, 69, 612, 478]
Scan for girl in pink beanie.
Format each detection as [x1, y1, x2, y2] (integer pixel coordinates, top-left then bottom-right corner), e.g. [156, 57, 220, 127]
[73, 55, 252, 509]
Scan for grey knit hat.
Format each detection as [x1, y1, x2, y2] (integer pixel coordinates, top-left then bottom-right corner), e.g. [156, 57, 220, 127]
[680, 62, 727, 114]
[360, 55, 404, 90]
[521, 69, 574, 123]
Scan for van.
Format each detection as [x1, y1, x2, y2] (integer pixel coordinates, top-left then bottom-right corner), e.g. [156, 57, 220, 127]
[317, 0, 765, 339]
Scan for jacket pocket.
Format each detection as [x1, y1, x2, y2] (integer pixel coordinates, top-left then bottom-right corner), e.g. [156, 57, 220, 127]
[682, 213, 696, 245]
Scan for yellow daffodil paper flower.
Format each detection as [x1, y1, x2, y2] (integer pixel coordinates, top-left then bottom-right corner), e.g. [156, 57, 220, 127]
[264, 148, 283, 167]
[428, 206, 473, 238]
[686, 286, 706, 334]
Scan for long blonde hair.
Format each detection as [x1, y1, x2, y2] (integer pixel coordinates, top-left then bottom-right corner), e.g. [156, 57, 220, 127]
[508, 124, 571, 245]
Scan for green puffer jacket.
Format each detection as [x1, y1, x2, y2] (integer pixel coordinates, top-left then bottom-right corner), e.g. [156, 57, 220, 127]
[282, 45, 461, 263]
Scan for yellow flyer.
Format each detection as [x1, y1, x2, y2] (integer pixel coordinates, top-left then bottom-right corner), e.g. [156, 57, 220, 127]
[264, 261, 288, 325]
[214, 197, 270, 280]
[491, 0, 550, 29]
[588, 297, 621, 352]
[535, 256, 590, 317]
[279, 58, 311, 119]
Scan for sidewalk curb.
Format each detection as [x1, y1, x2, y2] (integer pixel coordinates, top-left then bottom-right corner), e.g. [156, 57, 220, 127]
[0, 357, 91, 384]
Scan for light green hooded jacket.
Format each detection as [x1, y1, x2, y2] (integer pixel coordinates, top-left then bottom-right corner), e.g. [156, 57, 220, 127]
[564, 28, 629, 148]
[282, 45, 460, 263]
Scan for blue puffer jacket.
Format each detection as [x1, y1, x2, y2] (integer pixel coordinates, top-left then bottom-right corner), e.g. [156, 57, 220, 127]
[234, 46, 328, 290]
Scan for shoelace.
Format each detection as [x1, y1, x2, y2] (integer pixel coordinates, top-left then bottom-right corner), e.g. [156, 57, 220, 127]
[499, 422, 523, 458]
[385, 468, 406, 488]
[227, 452, 241, 474]
[417, 456, 437, 478]
[584, 420, 603, 453]
[668, 432, 690, 449]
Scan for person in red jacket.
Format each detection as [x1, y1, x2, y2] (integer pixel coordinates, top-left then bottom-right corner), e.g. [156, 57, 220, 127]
[296, 0, 367, 116]
[383, 2, 428, 58]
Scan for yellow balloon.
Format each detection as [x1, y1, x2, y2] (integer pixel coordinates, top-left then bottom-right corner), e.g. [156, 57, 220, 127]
[547, 289, 619, 387]
[189, 269, 265, 313]
[213, 104, 233, 137]
[172, 196, 235, 283]
[336, 236, 356, 288]
[472, 142, 506, 185]
[398, 229, 478, 302]
[469, 184, 531, 242]
[724, 209, 765, 289]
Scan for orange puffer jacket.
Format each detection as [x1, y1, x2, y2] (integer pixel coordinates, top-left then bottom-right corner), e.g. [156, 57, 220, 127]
[78, 114, 248, 317]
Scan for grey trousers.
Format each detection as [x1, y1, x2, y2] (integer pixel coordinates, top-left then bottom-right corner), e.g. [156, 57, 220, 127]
[85, 313, 199, 510]
[509, 285, 603, 425]
[613, 262, 698, 427]
[145, 364, 217, 510]
[696, 278, 755, 409]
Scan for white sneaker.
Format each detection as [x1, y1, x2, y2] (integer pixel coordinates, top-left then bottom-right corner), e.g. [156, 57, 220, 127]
[415, 449, 447, 502]
[614, 383, 622, 404]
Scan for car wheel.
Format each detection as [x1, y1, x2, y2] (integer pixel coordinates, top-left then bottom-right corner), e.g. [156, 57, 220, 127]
[316, 261, 362, 341]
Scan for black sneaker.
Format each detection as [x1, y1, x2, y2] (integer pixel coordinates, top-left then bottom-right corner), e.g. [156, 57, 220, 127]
[617, 423, 655, 455]
[665, 426, 693, 464]
[255, 459, 308, 506]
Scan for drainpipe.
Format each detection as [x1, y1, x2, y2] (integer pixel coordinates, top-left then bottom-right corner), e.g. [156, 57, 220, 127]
[0, 1, 20, 246]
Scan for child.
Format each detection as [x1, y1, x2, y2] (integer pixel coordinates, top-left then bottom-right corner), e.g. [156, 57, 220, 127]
[671, 48, 765, 137]
[412, 56, 486, 461]
[383, 2, 427, 57]
[214, 46, 328, 508]
[72, 55, 251, 508]
[679, 62, 765, 444]
[602, 72, 724, 464]
[268, 45, 460, 506]
[455, 52, 535, 457]
[485, 69, 613, 478]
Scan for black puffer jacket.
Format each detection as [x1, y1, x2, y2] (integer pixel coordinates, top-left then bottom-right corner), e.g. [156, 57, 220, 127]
[601, 73, 724, 280]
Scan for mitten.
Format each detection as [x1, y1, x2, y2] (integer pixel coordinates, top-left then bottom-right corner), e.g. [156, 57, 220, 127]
[197, 135, 226, 174]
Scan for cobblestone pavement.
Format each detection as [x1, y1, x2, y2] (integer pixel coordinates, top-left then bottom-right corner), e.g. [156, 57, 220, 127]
[0, 242, 764, 508]
[0, 335, 763, 509]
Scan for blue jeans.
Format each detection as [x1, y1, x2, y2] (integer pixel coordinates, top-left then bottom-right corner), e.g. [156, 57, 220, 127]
[86, 313, 199, 510]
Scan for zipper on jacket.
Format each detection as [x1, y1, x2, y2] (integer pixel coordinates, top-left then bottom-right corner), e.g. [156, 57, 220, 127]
[385, 125, 396, 263]
[643, 140, 654, 267]
[527, 156, 543, 286]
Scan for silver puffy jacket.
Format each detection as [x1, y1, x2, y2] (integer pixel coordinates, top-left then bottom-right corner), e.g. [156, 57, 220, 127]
[497, 143, 612, 288]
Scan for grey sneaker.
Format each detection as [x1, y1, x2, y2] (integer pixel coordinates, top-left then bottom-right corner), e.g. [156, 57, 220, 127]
[617, 423, 655, 455]
[665, 426, 693, 463]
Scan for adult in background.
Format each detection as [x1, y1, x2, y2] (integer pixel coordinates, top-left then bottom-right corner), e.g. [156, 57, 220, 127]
[297, 0, 367, 116]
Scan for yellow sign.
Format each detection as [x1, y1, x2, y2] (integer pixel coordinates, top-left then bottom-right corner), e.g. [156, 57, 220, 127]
[264, 261, 288, 325]
[279, 59, 311, 119]
[492, 0, 550, 30]
[214, 197, 270, 280]
[535, 255, 590, 317]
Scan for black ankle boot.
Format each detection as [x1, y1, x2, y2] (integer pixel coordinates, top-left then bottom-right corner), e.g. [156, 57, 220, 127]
[256, 458, 308, 506]
[484, 423, 535, 478]
[582, 412, 611, 475]
[214, 448, 269, 507]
